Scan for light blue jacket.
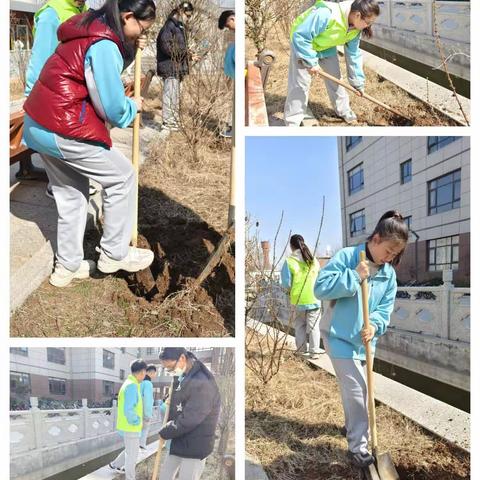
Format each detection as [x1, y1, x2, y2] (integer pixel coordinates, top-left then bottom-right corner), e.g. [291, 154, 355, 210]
[140, 379, 154, 419]
[25, 7, 61, 96]
[314, 243, 397, 360]
[23, 39, 137, 156]
[291, 3, 365, 89]
[224, 42, 235, 79]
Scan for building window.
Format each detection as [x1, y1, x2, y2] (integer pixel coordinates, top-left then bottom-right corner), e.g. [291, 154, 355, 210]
[400, 159, 412, 184]
[49, 378, 66, 395]
[47, 348, 66, 365]
[346, 137, 362, 152]
[427, 137, 459, 154]
[146, 347, 155, 356]
[103, 381, 115, 397]
[428, 169, 461, 215]
[10, 347, 28, 356]
[103, 349, 115, 369]
[10, 372, 31, 394]
[404, 216, 412, 230]
[348, 163, 364, 194]
[350, 210, 365, 237]
[428, 235, 459, 271]
[120, 369, 125, 380]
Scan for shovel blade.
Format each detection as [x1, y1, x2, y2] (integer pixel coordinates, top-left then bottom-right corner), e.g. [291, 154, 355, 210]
[376, 453, 399, 480]
[363, 463, 381, 480]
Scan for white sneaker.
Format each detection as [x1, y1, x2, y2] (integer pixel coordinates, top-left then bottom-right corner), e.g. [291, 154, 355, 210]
[340, 110, 357, 124]
[220, 126, 232, 138]
[49, 260, 96, 287]
[97, 247, 154, 274]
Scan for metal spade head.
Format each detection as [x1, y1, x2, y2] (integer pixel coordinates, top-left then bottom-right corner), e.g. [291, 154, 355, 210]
[376, 452, 400, 480]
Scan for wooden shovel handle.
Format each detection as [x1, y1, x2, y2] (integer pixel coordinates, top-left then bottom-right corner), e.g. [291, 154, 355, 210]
[359, 251, 378, 454]
[151, 379, 174, 480]
[314, 68, 408, 120]
[131, 47, 142, 247]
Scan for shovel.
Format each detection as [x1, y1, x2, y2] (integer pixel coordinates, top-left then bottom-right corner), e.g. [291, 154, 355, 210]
[310, 66, 412, 124]
[130, 46, 156, 293]
[193, 82, 235, 288]
[359, 251, 399, 480]
[151, 378, 174, 480]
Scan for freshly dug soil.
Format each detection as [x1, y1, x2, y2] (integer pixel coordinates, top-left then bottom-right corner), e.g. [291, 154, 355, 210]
[246, 337, 470, 480]
[247, 34, 460, 126]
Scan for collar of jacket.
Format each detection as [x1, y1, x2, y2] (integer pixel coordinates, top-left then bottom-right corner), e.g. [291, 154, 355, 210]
[354, 242, 391, 279]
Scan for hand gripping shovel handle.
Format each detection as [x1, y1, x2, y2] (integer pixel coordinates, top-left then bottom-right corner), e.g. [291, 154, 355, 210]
[131, 47, 142, 247]
[151, 379, 174, 480]
[359, 251, 378, 456]
[313, 68, 409, 121]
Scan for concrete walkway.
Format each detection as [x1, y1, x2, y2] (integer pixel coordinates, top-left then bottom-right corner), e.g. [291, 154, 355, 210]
[10, 117, 162, 312]
[247, 319, 470, 452]
[80, 440, 160, 479]
[246, 455, 269, 480]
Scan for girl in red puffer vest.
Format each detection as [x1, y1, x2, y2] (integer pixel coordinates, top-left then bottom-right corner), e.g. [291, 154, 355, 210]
[23, 0, 157, 288]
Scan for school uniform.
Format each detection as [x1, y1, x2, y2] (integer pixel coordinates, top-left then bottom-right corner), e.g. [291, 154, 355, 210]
[23, 15, 138, 272]
[314, 242, 397, 454]
[111, 375, 143, 480]
[281, 250, 322, 354]
[285, 0, 365, 126]
[140, 375, 155, 448]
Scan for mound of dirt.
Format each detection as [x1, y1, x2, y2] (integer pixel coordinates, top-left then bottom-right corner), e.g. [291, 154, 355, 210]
[125, 217, 235, 335]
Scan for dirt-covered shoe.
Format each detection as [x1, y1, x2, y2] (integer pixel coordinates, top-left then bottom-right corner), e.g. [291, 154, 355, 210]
[97, 247, 154, 274]
[310, 353, 322, 360]
[108, 463, 125, 472]
[340, 110, 358, 124]
[49, 260, 96, 287]
[347, 450, 375, 468]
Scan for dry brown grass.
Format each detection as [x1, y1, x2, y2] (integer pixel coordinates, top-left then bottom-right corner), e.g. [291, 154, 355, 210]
[247, 30, 458, 126]
[246, 333, 470, 480]
[10, 79, 24, 101]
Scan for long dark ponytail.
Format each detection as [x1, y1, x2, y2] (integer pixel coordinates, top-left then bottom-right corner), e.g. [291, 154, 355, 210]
[290, 234, 314, 265]
[367, 210, 409, 266]
[80, 0, 156, 55]
[351, 0, 380, 39]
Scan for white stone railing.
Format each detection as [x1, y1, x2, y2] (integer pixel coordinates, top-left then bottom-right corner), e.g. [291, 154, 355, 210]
[10, 398, 161, 455]
[392, 270, 470, 343]
[374, 0, 469, 43]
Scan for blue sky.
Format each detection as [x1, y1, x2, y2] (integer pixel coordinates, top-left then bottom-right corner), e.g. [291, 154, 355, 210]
[246, 136, 343, 263]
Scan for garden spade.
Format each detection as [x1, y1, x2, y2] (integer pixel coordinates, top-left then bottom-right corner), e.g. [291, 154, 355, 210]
[306, 63, 413, 125]
[359, 251, 399, 480]
[151, 378, 174, 480]
[193, 83, 235, 288]
[130, 46, 156, 294]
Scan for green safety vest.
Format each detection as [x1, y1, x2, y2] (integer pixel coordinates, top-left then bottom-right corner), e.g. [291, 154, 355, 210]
[117, 375, 143, 433]
[33, 0, 88, 36]
[286, 256, 320, 305]
[291, 0, 361, 52]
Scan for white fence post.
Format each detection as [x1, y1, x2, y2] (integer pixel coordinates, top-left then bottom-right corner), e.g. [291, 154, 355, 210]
[441, 269, 453, 340]
[82, 398, 89, 439]
[30, 397, 43, 449]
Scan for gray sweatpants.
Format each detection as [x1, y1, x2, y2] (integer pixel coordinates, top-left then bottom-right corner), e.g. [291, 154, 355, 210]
[111, 432, 140, 480]
[284, 45, 352, 126]
[322, 333, 369, 454]
[41, 135, 136, 272]
[162, 77, 181, 128]
[159, 454, 206, 480]
[139, 416, 151, 448]
[294, 308, 321, 354]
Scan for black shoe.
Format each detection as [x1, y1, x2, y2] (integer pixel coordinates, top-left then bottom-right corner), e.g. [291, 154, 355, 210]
[347, 450, 375, 468]
[139, 445, 147, 450]
[340, 425, 347, 437]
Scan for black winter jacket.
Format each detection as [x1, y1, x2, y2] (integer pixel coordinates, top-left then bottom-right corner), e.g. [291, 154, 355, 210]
[156, 17, 189, 79]
[159, 359, 221, 459]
